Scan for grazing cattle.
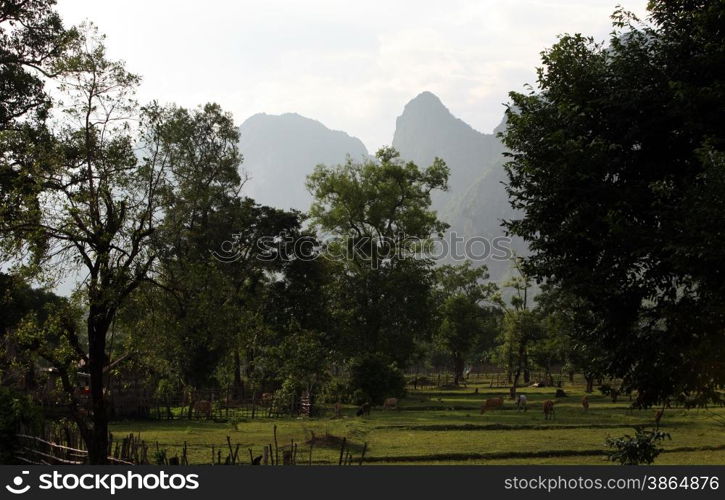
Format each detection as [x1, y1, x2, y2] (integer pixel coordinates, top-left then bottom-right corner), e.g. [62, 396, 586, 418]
[654, 408, 665, 427]
[516, 394, 528, 412]
[383, 397, 399, 410]
[480, 397, 504, 414]
[555, 389, 568, 398]
[193, 400, 212, 419]
[356, 402, 370, 416]
[543, 400, 556, 420]
[582, 396, 589, 412]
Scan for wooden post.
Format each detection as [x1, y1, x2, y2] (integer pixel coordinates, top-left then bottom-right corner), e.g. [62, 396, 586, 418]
[273, 425, 279, 465]
[359, 442, 367, 465]
[338, 437, 346, 465]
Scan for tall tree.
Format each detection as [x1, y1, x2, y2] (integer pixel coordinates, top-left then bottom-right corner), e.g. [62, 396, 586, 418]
[502, 1, 725, 405]
[1, 25, 172, 462]
[307, 147, 449, 367]
[433, 262, 499, 385]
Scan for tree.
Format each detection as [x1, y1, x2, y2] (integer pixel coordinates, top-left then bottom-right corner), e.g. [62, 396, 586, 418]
[502, 1, 725, 406]
[0, 0, 74, 130]
[1, 25, 170, 462]
[307, 147, 449, 367]
[1, 0, 75, 257]
[433, 262, 499, 385]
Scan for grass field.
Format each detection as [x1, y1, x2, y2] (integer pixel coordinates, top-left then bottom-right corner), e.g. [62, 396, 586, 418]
[109, 378, 725, 465]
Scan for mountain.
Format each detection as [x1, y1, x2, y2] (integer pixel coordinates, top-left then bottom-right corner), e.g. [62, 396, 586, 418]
[238, 112, 368, 211]
[392, 91, 505, 207]
[392, 91, 526, 282]
[236, 94, 527, 283]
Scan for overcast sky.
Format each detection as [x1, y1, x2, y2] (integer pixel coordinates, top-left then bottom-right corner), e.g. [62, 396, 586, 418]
[56, 0, 649, 151]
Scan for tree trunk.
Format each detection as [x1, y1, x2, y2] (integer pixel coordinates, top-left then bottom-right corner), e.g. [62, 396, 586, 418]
[87, 308, 111, 464]
[233, 350, 244, 399]
[585, 374, 594, 393]
[511, 369, 520, 400]
[453, 354, 464, 386]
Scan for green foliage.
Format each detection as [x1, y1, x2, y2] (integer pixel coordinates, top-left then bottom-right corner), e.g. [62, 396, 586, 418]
[347, 356, 407, 405]
[307, 147, 449, 367]
[502, 1, 725, 404]
[0, 387, 41, 464]
[433, 263, 500, 384]
[153, 448, 167, 465]
[606, 427, 671, 465]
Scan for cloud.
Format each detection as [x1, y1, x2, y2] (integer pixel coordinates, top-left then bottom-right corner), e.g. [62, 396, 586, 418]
[56, 0, 650, 149]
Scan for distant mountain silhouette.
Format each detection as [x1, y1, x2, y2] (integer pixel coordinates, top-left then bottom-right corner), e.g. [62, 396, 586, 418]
[236, 94, 527, 282]
[392, 91, 527, 281]
[238, 112, 368, 211]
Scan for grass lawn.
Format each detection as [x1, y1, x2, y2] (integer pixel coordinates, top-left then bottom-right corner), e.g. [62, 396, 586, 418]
[109, 378, 725, 465]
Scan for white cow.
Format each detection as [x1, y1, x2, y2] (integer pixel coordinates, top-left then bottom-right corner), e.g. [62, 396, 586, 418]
[516, 394, 528, 411]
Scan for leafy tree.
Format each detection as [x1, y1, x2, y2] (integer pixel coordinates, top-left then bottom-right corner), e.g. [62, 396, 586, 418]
[0, 0, 75, 257]
[347, 355, 407, 405]
[0, 25, 229, 462]
[0, 0, 74, 130]
[307, 147, 449, 367]
[502, 1, 725, 405]
[433, 262, 499, 385]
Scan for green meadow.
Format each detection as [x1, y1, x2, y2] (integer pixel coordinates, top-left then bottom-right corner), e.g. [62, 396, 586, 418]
[109, 379, 725, 465]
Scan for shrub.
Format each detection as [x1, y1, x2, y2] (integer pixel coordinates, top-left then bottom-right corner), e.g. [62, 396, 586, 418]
[605, 426, 670, 465]
[0, 387, 41, 464]
[347, 356, 406, 405]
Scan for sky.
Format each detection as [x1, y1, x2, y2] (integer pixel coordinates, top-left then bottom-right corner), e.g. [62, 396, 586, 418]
[56, 0, 650, 152]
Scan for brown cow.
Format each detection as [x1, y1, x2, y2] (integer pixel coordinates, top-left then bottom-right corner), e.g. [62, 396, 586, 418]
[543, 399, 555, 420]
[193, 400, 212, 419]
[480, 397, 504, 414]
[260, 392, 274, 406]
[383, 397, 399, 410]
[582, 396, 589, 412]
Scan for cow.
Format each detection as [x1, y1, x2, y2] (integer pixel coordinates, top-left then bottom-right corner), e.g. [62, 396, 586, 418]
[260, 392, 274, 406]
[480, 397, 504, 414]
[193, 400, 212, 419]
[582, 396, 589, 412]
[356, 402, 371, 416]
[516, 394, 528, 412]
[383, 397, 399, 410]
[543, 399, 555, 420]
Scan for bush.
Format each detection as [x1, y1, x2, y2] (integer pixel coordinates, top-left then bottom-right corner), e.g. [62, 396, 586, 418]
[0, 387, 41, 464]
[605, 427, 670, 465]
[347, 356, 406, 405]
[318, 378, 349, 404]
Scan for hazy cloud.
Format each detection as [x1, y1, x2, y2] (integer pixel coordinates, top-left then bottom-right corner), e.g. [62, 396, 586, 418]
[57, 0, 649, 149]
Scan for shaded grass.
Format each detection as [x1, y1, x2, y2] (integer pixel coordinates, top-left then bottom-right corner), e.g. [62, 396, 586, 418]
[109, 379, 725, 465]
